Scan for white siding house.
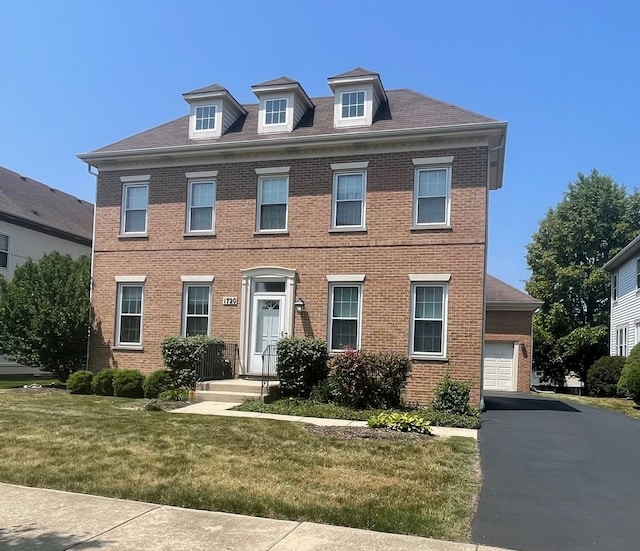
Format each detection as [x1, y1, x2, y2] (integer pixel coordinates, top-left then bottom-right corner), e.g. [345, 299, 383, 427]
[603, 235, 640, 357]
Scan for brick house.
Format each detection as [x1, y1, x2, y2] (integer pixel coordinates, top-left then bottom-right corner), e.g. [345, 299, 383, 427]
[79, 68, 525, 405]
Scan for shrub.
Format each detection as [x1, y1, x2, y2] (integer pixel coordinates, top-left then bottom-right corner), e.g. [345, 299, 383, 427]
[112, 369, 145, 398]
[143, 370, 170, 398]
[276, 337, 329, 398]
[431, 371, 471, 415]
[367, 411, 432, 434]
[310, 378, 337, 403]
[161, 335, 225, 390]
[587, 356, 626, 397]
[92, 368, 117, 396]
[330, 349, 412, 409]
[66, 370, 94, 394]
[158, 389, 188, 401]
[420, 409, 481, 429]
[619, 344, 640, 404]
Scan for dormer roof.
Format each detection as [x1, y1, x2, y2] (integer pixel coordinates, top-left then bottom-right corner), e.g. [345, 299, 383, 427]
[329, 67, 380, 80]
[251, 76, 314, 134]
[251, 76, 314, 109]
[328, 66, 388, 105]
[182, 83, 247, 115]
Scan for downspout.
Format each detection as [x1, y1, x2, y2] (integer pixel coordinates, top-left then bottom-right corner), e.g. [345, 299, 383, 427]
[85, 164, 99, 371]
[480, 133, 506, 411]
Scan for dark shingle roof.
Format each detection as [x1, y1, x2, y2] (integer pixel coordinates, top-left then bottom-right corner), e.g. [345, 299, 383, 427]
[486, 275, 542, 309]
[183, 83, 227, 96]
[329, 67, 379, 79]
[93, 89, 497, 154]
[0, 166, 93, 243]
[252, 76, 298, 87]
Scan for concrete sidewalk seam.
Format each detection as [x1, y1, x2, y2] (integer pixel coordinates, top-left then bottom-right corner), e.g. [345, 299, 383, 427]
[264, 520, 304, 550]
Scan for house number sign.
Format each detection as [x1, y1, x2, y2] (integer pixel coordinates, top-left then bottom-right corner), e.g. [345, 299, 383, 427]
[222, 297, 238, 306]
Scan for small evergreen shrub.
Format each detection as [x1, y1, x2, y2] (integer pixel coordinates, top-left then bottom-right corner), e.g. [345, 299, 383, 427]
[158, 389, 188, 401]
[161, 335, 225, 390]
[310, 378, 337, 403]
[431, 371, 471, 415]
[420, 409, 481, 429]
[367, 411, 432, 434]
[92, 368, 117, 396]
[276, 337, 329, 398]
[587, 356, 626, 397]
[619, 344, 640, 404]
[66, 370, 94, 394]
[143, 370, 170, 398]
[112, 369, 145, 398]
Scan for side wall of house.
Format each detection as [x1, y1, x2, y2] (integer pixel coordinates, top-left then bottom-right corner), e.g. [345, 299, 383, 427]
[610, 258, 640, 356]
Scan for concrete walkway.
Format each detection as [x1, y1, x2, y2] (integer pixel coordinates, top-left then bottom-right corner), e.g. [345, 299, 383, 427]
[170, 401, 478, 439]
[1, 483, 514, 550]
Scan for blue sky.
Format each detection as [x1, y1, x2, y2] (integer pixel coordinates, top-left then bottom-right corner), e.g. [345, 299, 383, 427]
[2, 1, 638, 289]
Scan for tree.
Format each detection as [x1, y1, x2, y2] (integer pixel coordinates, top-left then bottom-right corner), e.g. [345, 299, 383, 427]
[526, 170, 640, 385]
[0, 252, 91, 381]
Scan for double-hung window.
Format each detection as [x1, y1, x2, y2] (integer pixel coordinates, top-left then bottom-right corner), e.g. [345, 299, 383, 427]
[333, 172, 366, 229]
[183, 284, 211, 336]
[328, 278, 363, 352]
[0, 232, 9, 269]
[195, 105, 216, 131]
[257, 176, 288, 232]
[121, 180, 149, 235]
[612, 273, 618, 301]
[636, 259, 640, 289]
[188, 180, 215, 232]
[116, 283, 144, 346]
[617, 326, 628, 356]
[411, 279, 448, 358]
[265, 98, 287, 125]
[341, 91, 365, 119]
[414, 167, 450, 226]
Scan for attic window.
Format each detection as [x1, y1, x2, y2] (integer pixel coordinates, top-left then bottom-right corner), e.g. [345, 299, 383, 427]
[265, 99, 287, 125]
[195, 106, 216, 131]
[341, 91, 365, 119]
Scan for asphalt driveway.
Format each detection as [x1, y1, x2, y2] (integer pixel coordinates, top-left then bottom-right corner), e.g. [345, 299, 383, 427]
[472, 392, 640, 551]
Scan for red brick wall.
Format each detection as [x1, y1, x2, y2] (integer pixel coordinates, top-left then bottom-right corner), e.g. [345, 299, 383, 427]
[485, 310, 534, 392]
[90, 146, 489, 405]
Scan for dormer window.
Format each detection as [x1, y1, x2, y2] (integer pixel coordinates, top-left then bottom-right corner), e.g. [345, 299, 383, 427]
[341, 91, 365, 119]
[265, 99, 287, 125]
[252, 77, 314, 135]
[195, 105, 216, 131]
[328, 68, 387, 129]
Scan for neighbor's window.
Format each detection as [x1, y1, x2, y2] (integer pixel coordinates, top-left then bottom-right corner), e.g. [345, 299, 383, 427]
[265, 98, 287, 125]
[411, 284, 447, 357]
[333, 172, 365, 228]
[636, 259, 640, 289]
[116, 284, 143, 346]
[414, 168, 450, 226]
[183, 284, 211, 336]
[329, 284, 362, 351]
[122, 184, 148, 234]
[617, 326, 628, 357]
[195, 105, 216, 130]
[0, 232, 9, 269]
[188, 180, 215, 232]
[257, 176, 288, 231]
[612, 273, 618, 301]
[341, 91, 365, 119]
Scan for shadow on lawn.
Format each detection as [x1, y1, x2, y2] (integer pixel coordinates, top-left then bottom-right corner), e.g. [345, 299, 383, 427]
[0, 525, 112, 549]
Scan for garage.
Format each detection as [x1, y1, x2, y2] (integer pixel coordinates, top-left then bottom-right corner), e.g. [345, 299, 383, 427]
[483, 341, 516, 391]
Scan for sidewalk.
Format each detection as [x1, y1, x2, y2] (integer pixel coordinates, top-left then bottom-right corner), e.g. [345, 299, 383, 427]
[1, 483, 513, 550]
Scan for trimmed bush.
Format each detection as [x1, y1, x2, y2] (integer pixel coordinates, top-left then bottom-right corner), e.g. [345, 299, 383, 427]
[158, 389, 188, 401]
[112, 369, 145, 398]
[420, 409, 481, 429]
[66, 370, 94, 394]
[276, 337, 329, 398]
[619, 344, 640, 404]
[330, 349, 412, 409]
[161, 335, 225, 390]
[431, 371, 471, 415]
[143, 370, 170, 398]
[367, 411, 432, 434]
[587, 356, 626, 397]
[92, 368, 117, 396]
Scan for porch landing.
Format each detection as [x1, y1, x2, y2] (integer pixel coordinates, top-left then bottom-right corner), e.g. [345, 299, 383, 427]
[192, 378, 279, 403]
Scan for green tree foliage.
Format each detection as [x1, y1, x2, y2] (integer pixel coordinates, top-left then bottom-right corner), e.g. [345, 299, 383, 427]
[0, 252, 90, 381]
[526, 170, 640, 385]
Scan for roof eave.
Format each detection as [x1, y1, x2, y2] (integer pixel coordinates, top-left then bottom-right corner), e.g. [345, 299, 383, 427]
[603, 234, 640, 272]
[486, 301, 543, 312]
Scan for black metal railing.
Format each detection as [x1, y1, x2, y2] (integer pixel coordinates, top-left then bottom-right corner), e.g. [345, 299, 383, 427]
[195, 343, 239, 382]
[261, 344, 277, 396]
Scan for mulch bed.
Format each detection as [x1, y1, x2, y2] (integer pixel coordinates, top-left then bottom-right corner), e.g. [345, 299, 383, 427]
[306, 425, 434, 441]
[7, 385, 69, 395]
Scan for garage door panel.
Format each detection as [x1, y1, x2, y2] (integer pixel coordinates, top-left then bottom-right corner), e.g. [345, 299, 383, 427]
[483, 341, 515, 391]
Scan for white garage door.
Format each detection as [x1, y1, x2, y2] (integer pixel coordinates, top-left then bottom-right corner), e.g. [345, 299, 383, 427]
[483, 341, 516, 391]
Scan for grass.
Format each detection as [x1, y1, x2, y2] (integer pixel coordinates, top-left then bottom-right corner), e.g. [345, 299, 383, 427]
[235, 397, 482, 429]
[0, 391, 480, 541]
[0, 377, 57, 389]
[536, 391, 640, 420]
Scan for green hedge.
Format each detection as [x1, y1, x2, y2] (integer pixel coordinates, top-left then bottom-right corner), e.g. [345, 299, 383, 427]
[587, 356, 625, 397]
[276, 337, 329, 398]
[160, 335, 225, 389]
[92, 368, 117, 396]
[112, 369, 145, 398]
[619, 344, 640, 404]
[66, 370, 94, 394]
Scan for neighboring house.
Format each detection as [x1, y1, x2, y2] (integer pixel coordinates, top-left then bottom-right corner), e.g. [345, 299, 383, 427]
[0, 166, 94, 375]
[78, 67, 514, 405]
[484, 275, 542, 392]
[603, 234, 640, 357]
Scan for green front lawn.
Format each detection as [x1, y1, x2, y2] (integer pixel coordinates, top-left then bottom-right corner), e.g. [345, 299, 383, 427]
[537, 392, 640, 420]
[0, 391, 480, 541]
[0, 377, 57, 389]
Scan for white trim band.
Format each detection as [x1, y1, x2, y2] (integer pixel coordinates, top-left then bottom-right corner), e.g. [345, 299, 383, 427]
[412, 156, 454, 166]
[409, 273, 451, 282]
[115, 275, 147, 282]
[185, 170, 218, 179]
[326, 274, 366, 282]
[255, 166, 291, 175]
[180, 275, 215, 282]
[330, 161, 369, 170]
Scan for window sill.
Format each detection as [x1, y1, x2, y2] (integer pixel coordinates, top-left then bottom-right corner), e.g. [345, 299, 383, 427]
[253, 230, 289, 236]
[118, 233, 148, 240]
[410, 224, 451, 231]
[113, 346, 144, 352]
[183, 232, 216, 238]
[329, 227, 367, 234]
[410, 355, 449, 362]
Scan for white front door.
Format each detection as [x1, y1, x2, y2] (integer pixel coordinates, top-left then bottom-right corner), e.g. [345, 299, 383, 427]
[249, 295, 285, 374]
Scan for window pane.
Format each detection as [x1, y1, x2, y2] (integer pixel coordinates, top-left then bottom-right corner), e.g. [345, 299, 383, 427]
[186, 317, 208, 336]
[336, 201, 361, 226]
[414, 320, 442, 353]
[417, 197, 446, 224]
[126, 186, 148, 209]
[121, 286, 142, 314]
[333, 286, 359, 318]
[415, 286, 443, 319]
[190, 207, 213, 231]
[255, 281, 286, 293]
[336, 174, 363, 200]
[0, 234, 8, 251]
[418, 169, 447, 197]
[187, 286, 209, 315]
[120, 316, 141, 344]
[261, 179, 287, 203]
[331, 319, 358, 349]
[0, 251, 7, 269]
[191, 182, 213, 207]
[260, 204, 286, 230]
[125, 210, 146, 232]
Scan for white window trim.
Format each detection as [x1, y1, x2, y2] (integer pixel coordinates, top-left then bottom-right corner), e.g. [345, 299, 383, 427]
[616, 325, 628, 357]
[410, 280, 449, 360]
[0, 231, 10, 271]
[120, 181, 149, 236]
[340, 90, 366, 120]
[182, 283, 212, 337]
[412, 165, 452, 229]
[612, 273, 618, 302]
[331, 171, 367, 230]
[328, 282, 363, 353]
[115, 282, 144, 348]
[195, 104, 217, 131]
[634, 321, 640, 347]
[186, 179, 216, 234]
[264, 97, 288, 127]
[188, 100, 223, 140]
[256, 175, 289, 233]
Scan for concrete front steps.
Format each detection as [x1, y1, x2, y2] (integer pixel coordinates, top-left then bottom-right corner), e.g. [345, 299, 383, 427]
[191, 378, 279, 403]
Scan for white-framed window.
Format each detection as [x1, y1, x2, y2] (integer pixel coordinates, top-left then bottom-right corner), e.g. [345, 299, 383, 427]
[616, 325, 628, 357]
[635, 322, 640, 346]
[116, 283, 144, 346]
[332, 172, 366, 229]
[414, 167, 451, 226]
[0, 232, 9, 270]
[183, 284, 211, 336]
[612, 273, 618, 301]
[121, 183, 148, 234]
[265, 98, 287, 125]
[411, 283, 448, 358]
[636, 259, 640, 289]
[187, 180, 215, 232]
[328, 283, 362, 351]
[257, 176, 288, 232]
[195, 105, 216, 131]
[341, 91, 365, 119]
